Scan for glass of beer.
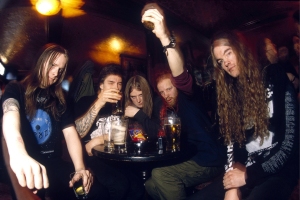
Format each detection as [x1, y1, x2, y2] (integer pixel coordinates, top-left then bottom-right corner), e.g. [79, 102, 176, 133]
[111, 117, 128, 150]
[70, 172, 88, 199]
[112, 91, 123, 116]
[141, 3, 161, 30]
[104, 117, 114, 151]
[163, 117, 181, 152]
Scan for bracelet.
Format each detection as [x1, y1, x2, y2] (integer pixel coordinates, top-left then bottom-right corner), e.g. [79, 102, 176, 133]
[162, 34, 176, 53]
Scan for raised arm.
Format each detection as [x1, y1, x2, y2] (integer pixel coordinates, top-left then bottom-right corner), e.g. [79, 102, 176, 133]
[75, 88, 121, 138]
[141, 3, 193, 95]
[141, 3, 184, 77]
[2, 98, 49, 191]
[75, 98, 104, 138]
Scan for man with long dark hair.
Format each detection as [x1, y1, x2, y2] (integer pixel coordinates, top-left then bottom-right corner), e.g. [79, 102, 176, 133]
[73, 64, 144, 200]
[74, 64, 123, 154]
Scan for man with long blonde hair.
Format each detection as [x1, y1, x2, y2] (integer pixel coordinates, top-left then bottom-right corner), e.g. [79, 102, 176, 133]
[124, 75, 160, 140]
[188, 30, 299, 200]
[2, 43, 105, 199]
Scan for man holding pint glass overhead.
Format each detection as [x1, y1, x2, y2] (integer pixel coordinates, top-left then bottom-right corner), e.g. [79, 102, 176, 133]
[141, 3, 227, 200]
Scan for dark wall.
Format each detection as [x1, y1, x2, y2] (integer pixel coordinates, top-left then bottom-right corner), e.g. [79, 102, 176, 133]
[0, 1, 297, 85]
[60, 12, 147, 75]
[0, 7, 46, 79]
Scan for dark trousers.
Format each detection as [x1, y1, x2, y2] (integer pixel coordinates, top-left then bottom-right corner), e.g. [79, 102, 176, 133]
[37, 158, 109, 200]
[186, 174, 294, 200]
[145, 159, 223, 200]
[86, 156, 145, 200]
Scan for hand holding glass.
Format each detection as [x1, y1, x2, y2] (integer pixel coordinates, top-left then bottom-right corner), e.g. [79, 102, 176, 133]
[70, 172, 88, 199]
[141, 3, 155, 30]
[141, 3, 164, 30]
[112, 91, 123, 116]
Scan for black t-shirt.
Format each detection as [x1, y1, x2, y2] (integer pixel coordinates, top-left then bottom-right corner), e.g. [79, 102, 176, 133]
[2, 81, 74, 163]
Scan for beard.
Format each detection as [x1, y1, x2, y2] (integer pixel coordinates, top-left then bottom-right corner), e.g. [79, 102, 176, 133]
[165, 97, 177, 107]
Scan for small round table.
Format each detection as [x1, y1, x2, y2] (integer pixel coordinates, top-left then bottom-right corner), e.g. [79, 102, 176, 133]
[92, 142, 195, 182]
[92, 143, 190, 162]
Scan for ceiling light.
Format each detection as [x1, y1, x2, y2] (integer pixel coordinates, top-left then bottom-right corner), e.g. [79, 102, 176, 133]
[35, 0, 61, 16]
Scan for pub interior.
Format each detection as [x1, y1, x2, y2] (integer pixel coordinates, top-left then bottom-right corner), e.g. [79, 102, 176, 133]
[0, 0, 299, 88]
[0, 0, 299, 200]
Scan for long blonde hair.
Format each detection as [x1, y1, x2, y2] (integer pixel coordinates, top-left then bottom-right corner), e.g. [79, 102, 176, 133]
[124, 75, 153, 117]
[211, 31, 269, 146]
[21, 43, 68, 120]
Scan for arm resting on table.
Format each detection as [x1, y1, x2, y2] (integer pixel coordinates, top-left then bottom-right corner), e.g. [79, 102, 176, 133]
[85, 137, 104, 156]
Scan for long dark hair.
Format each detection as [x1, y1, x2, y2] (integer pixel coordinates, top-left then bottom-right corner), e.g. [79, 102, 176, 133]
[21, 43, 68, 120]
[211, 30, 269, 145]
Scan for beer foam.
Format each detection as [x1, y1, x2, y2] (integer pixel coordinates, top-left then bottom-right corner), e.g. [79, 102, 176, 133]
[114, 131, 125, 141]
[111, 125, 127, 131]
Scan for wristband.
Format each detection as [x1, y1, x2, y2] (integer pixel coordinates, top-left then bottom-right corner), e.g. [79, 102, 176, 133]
[163, 35, 176, 53]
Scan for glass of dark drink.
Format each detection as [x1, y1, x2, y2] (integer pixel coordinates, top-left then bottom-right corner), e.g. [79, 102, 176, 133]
[163, 117, 181, 152]
[70, 172, 88, 199]
[143, 21, 155, 30]
[141, 3, 162, 30]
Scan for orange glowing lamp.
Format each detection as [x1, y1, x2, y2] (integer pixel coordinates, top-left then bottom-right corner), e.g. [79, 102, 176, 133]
[35, 0, 61, 16]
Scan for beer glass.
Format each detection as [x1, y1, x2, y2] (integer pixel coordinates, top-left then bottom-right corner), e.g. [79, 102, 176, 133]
[141, 3, 163, 30]
[104, 117, 114, 150]
[111, 117, 128, 149]
[163, 117, 181, 152]
[70, 172, 88, 199]
[112, 92, 123, 116]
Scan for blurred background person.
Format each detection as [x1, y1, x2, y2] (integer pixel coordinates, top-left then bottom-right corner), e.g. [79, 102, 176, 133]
[278, 45, 299, 93]
[291, 35, 299, 75]
[257, 37, 278, 65]
[257, 37, 299, 99]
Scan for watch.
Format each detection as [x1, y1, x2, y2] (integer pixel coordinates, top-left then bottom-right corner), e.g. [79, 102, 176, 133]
[162, 35, 176, 53]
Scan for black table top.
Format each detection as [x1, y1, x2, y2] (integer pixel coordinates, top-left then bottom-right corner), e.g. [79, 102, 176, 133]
[92, 142, 194, 162]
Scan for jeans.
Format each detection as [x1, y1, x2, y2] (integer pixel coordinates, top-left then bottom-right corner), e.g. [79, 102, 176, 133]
[145, 159, 223, 200]
[186, 174, 294, 200]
